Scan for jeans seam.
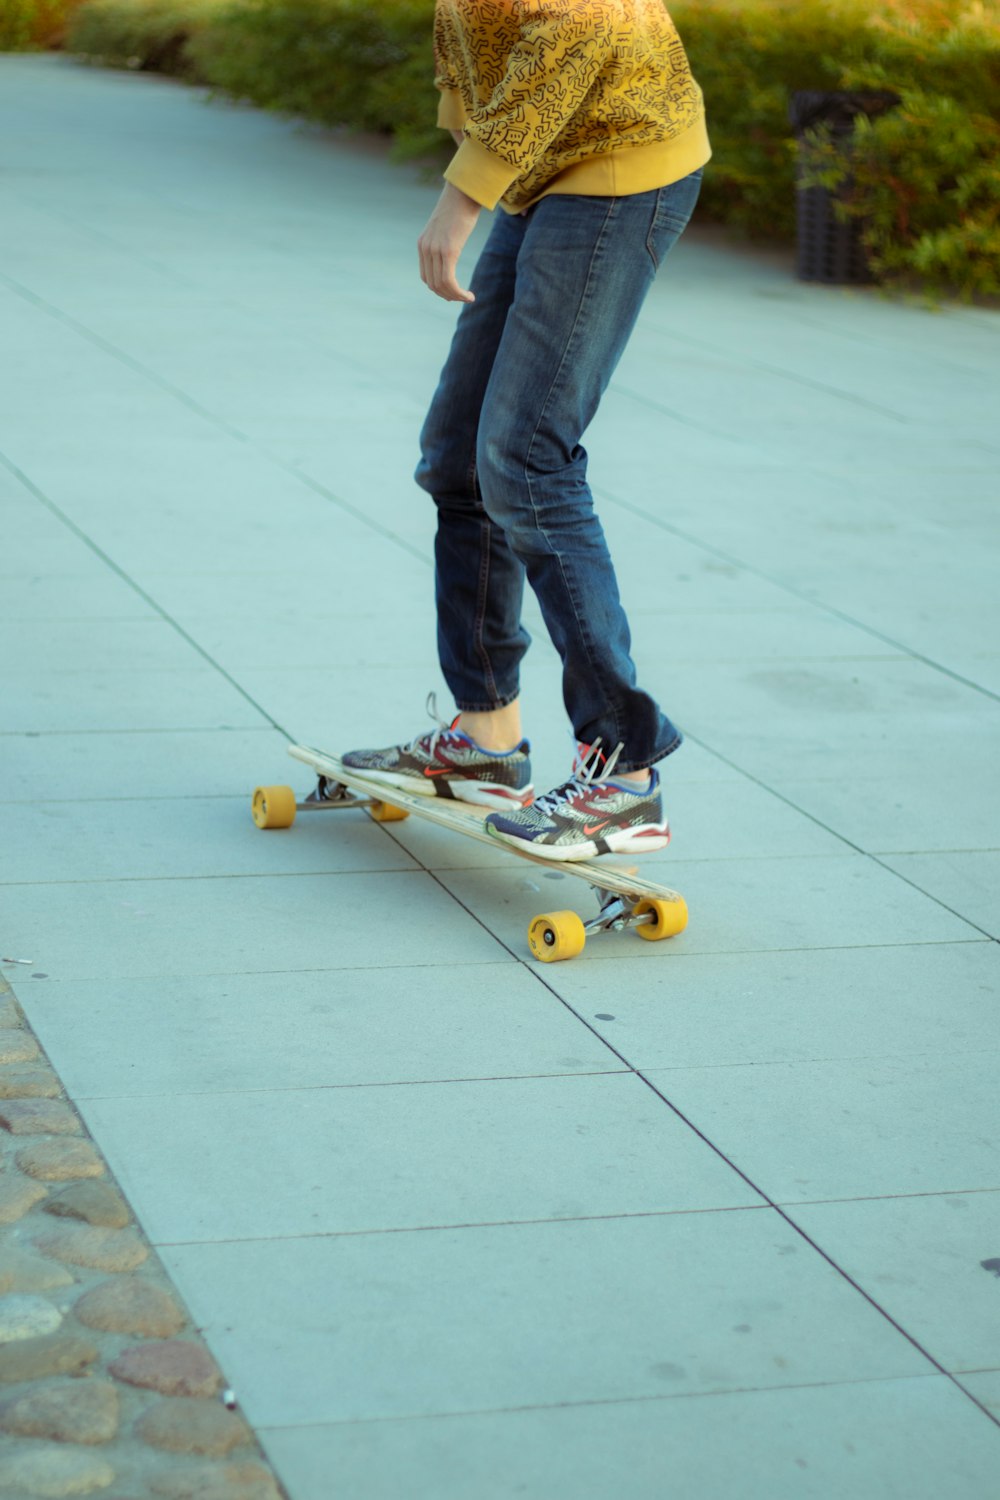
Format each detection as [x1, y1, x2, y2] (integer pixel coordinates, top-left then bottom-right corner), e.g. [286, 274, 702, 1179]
[522, 197, 619, 731]
[645, 188, 664, 271]
[524, 195, 618, 488]
[473, 514, 499, 702]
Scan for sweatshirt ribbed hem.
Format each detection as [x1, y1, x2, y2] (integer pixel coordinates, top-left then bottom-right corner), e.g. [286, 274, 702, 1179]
[442, 113, 711, 214]
[444, 136, 521, 210]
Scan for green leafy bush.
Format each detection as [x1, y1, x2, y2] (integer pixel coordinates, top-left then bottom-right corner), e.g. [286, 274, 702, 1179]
[65, 0, 217, 73]
[1, 0, 86, 49]
[189, 0, 432, 133]
[62, 0, 1000, 297]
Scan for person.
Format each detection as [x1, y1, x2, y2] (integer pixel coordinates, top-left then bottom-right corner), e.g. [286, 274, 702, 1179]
[343, 0, 710, 861]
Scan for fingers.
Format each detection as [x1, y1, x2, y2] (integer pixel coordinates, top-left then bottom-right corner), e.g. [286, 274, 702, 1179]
[418, 240, 475, 303]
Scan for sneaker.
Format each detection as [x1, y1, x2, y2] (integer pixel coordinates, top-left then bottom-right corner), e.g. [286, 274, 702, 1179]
[341, 696, 533, 809]
[484, 740, 669, 861]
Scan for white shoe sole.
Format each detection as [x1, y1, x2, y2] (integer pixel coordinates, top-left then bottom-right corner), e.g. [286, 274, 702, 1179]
[345, 765, 533, 809]
[487, 821, 670, 862]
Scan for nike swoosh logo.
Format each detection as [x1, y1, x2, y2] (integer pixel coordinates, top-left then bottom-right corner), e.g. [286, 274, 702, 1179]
[423, 766, 454, 777]
[583, 819, 613, 836]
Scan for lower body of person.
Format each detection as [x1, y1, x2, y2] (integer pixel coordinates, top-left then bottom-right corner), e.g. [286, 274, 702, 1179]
[344, 171, 702, 860]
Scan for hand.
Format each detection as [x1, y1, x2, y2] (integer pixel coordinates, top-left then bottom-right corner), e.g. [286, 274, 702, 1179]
[418, 182, 481, 303]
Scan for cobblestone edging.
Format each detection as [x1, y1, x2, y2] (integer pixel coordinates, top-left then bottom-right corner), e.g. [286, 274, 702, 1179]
[0, 977, 287, 1500]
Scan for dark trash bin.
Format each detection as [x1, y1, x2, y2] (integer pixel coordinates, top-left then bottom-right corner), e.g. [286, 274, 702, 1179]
[789, 90, 900, 285]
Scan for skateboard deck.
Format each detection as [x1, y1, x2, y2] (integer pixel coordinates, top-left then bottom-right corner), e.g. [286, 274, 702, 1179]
[252, 745, 688, 962]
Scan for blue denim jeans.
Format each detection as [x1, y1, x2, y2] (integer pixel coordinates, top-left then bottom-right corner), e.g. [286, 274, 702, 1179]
[416, 170, 702, 773]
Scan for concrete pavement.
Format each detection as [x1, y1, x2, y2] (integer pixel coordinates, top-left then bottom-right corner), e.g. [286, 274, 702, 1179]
[2, 51, 999, 1498]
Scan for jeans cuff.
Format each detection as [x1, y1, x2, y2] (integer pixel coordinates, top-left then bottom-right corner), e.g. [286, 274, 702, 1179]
[616, 732, 684, 775]
[453, 689, 522, 713]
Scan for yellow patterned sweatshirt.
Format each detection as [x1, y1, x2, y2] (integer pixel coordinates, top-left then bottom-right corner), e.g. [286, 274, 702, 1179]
[435, 0, 711, 213]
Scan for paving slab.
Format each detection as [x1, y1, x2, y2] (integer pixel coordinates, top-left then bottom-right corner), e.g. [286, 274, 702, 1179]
[0, 795, 419, 883]
[261, 1377, 1000, 1500]
[1, 871, 510, 981]
[773, 773, 1000, 856]
[80, 1071, 763, 1243]
[542, 940, 1000, 1069]
[161, 1209, 931, 1429]
[4, 727, 284, 802]
[20, 965, 617, 1100]
[0, 564, 155, 622]
[644, 1052, 1000, 1201]
[627, 605, 906, 663]
[6, 616, 215, 674]
[0, 667, 270, 735]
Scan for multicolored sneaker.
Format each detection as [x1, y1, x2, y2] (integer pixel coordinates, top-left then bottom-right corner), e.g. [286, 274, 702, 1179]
[341, 697, 533, 810]
[484, 741, 669, 861]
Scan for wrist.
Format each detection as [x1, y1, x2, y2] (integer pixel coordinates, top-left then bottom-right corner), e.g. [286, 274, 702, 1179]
[443, 180, 482, 215]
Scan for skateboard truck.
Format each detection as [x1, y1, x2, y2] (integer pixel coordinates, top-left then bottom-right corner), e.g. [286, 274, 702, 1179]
[253, 777, 409, 826]
[591, 889, 647, 934]
[302, 775, 360, 809]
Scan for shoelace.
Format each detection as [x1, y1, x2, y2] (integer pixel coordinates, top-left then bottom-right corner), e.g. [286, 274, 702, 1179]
[405, 692, 463, 762]
[532, 738, 625, 817]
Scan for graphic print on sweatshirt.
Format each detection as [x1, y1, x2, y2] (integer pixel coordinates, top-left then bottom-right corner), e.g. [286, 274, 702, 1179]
[434, 0, 706, 210]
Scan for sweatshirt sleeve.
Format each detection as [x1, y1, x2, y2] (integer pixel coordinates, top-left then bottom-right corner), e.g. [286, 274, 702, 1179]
[433, 3, 467, 131]
[444, 1, 616, 210]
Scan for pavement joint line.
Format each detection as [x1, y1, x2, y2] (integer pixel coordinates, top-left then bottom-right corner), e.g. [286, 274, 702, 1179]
[8, 794, 289, 807]
[8, 937, 991, 987]
[71, 1071, 634, 1102]
[0, 447, 289, 738]
[0, 266, 433, 567]
[594, 479, 1000, 705]
[858, 852, 997, 944]
[5, 176, 439, 403]
[644, 323, 911, 422]
[48, 1050, 1000, 1104]
[71, 1073, 637, 1105]
[776, 1187, 1000, 1207]
[153, 1204, 773, 1249]
[609, 379, 750, 448]
[872, 846, 1000, 856]
[253, 1369, 951, 1430]
[0, 726, 279, 737]
[647, 302, 998, 383]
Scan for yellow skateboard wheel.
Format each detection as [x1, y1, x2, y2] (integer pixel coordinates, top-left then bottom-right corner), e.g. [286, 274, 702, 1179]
[369, 800, 409, 823]
[252, 785, 297, 830]
[633, 895, 688, 941]
[528, 910, 587, 963]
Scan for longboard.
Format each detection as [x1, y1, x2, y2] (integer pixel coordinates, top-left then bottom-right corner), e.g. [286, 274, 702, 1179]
[252, 745, 688, 962]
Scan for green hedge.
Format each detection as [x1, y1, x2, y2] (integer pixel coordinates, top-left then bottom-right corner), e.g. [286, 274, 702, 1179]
[0, 0, 86, 48]
[63, 0, 1000, 297]
[673, 0, 1000, 297]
